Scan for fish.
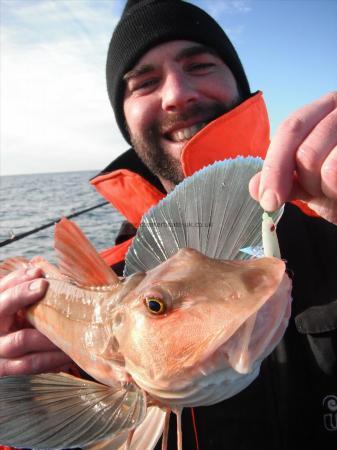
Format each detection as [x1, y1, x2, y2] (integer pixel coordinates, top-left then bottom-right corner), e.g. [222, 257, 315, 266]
[0, 158, 292, 450]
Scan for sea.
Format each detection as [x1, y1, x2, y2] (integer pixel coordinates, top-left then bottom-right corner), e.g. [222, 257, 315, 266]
[0, 171, 125, 264]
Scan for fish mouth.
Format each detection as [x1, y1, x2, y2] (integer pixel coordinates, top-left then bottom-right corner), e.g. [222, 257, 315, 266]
[199, 272, 292, 375]
[124, 273, 292, 409]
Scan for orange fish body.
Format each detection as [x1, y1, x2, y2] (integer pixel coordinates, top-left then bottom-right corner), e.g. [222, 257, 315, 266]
[0, 217, 291, 450]
[0, 158, 293, 449]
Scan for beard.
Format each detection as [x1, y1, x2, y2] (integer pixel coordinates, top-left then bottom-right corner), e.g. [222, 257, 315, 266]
[128, 98, 241, 186]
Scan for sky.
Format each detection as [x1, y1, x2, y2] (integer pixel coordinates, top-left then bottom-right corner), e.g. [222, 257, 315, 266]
[1, 0, 336, 176]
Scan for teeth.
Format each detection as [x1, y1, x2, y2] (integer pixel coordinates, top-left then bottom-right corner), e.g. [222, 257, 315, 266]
[169, 123, 205, 142]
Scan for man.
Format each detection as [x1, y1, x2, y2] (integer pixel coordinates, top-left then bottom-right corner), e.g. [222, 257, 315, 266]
[0, 0, 336, 449]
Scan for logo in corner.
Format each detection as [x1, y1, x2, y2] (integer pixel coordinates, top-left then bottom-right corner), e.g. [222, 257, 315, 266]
[323, 395, 337, 431]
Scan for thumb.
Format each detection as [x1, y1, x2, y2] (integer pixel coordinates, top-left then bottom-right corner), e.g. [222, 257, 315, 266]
[249, 172, 261, 203]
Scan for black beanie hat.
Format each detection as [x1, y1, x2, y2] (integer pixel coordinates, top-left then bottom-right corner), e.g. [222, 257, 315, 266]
[106, 0, 251, 144]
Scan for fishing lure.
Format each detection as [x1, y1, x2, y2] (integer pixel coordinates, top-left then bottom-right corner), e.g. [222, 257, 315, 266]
[0, 158, 291, 450]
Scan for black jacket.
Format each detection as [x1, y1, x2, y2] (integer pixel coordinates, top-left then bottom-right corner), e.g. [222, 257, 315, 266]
[99, 149, 337, 449]
[114, 203, 337, 450]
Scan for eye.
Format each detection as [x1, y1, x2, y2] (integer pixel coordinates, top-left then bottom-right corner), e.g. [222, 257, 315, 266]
[128, 77, 159, 94]
[190, 62, 214, 70]
[144, 296, 166, 315]
[187, 62, 216, 74]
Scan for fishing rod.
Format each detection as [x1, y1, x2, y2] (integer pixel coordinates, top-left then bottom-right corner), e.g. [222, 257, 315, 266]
[0, 201, 109, 248]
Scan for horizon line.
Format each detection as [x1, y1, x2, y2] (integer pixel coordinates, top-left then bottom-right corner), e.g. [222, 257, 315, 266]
[1, 168, 101, 177]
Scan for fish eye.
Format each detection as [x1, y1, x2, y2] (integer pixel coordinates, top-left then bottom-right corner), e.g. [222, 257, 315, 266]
[144, 296, 166, 315]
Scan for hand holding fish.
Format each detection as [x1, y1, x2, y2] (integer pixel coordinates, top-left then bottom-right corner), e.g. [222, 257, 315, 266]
[0, 267, 72, 376]
[0, 221, 291, 450]
[0, 159, 293, 450]
[250, 92, 337, 224]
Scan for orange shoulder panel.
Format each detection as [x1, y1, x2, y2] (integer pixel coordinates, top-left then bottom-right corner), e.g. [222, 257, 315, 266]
[291, 200, 319, 217]
[181, 92, 319, 218]
[181, 91, 270, 177]
[99, 237, 134, 267]
[91, 169, 165, 228]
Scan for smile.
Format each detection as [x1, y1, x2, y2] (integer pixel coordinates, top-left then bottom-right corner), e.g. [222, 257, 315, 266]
[166, 122, 206, 143]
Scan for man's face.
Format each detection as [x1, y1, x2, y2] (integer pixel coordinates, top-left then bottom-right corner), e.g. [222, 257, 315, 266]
[123, 40, 241, 190]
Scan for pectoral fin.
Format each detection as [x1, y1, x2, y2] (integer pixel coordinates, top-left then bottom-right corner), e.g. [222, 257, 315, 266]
[83, 431, 129, 450]
[0, 372, 146, 449]
[84, 406, 166, 450]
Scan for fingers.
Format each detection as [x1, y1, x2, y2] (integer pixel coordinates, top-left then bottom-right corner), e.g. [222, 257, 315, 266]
[0, 267, 43, 292]
[249, 172, 261, 203]
[249, 171, 312, 205]
[0, 267, 73, 378]
[295, 106, 337, 198]
[0, 351, 73, 377]
[56, 362, 81, 374]
[0, 328, 59, 358]
[0, 271, 48, 318]
[321, 145, 337, 198]
[258, 92, 337, 211]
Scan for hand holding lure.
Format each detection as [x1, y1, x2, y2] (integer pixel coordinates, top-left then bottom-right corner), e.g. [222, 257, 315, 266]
[0, 158, 292, 450]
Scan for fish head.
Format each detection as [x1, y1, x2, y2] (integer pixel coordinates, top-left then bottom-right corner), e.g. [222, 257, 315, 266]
[112, 248, 292, 406]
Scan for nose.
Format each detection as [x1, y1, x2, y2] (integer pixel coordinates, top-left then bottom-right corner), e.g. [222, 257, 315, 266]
[161, 68, 199, 112]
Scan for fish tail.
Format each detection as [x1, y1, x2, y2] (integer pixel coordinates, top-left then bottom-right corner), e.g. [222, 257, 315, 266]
[0, 256, 30, 278]
[0, 255, 65, 280]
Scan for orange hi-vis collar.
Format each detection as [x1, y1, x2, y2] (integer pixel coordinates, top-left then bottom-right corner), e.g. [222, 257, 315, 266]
[182, 91, 270, 176]
[92, 92, 269, 227]
[91, 91, 317, 266]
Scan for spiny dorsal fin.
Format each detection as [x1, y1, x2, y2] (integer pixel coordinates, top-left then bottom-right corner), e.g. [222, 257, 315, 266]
[125, 157, 283, 275]
[55, 218, 119, 286]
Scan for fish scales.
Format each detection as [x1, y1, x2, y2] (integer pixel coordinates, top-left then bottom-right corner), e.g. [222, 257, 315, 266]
[0, 159, 292, 450]
[0, 225, 291, 449]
